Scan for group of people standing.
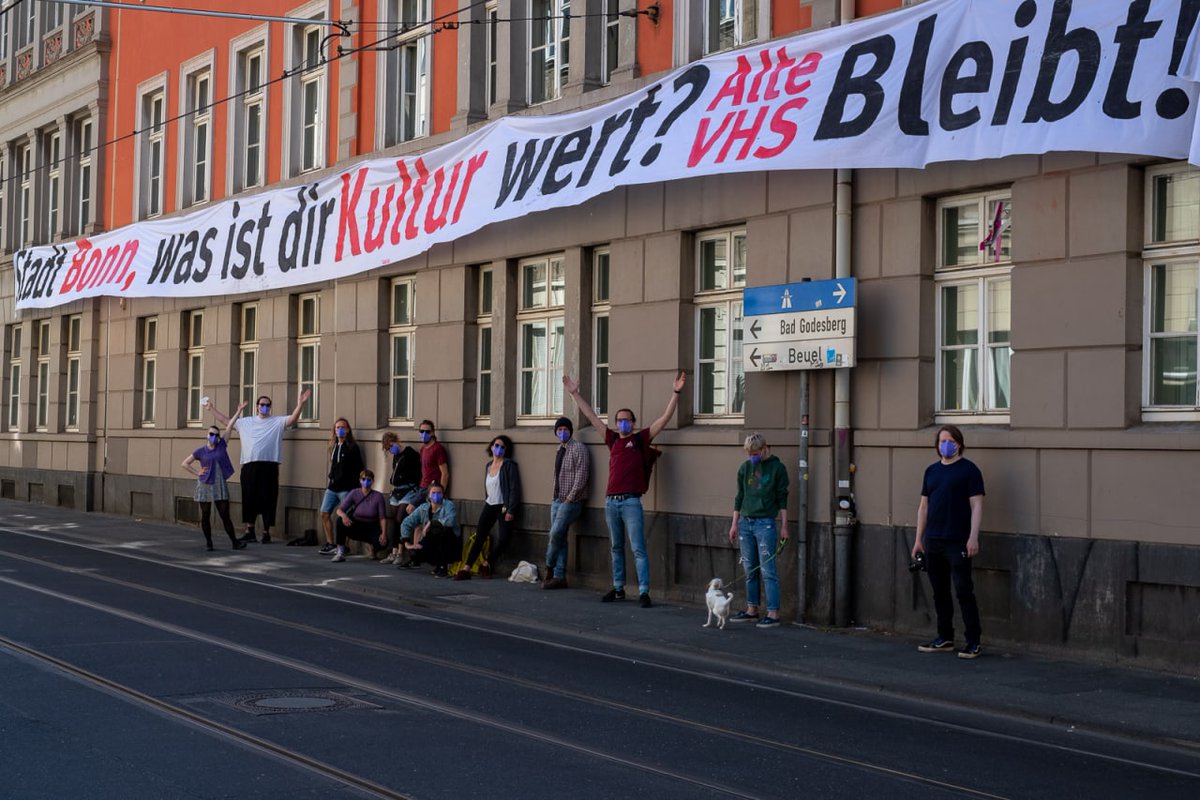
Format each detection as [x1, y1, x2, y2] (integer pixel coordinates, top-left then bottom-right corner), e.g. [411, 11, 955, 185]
[179, 380, 986, 659]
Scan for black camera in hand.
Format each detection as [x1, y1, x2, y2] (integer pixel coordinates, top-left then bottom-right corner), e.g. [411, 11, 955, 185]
[908, 551, 927, 573]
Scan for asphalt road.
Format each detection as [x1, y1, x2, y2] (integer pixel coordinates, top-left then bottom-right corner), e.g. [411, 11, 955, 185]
[1, 528, 1198, 799]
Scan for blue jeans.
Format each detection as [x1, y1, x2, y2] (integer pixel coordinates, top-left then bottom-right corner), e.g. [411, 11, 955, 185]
[738, 516, 780, 612]
[605, 495, 648, 594]
[546, 499, 583, 579]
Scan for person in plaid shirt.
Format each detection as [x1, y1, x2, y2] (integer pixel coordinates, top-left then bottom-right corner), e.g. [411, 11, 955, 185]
[543, 416, 590, 590]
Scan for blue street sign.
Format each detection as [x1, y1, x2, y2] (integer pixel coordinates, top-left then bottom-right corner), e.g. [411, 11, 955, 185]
[742, 278, 856, 316]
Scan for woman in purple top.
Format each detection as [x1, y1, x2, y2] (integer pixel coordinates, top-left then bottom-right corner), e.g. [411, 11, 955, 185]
[331, 469, 390, 563]
[181, 401, 247, 551]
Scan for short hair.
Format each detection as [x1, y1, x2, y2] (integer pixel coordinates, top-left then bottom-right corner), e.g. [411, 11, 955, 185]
[743, 432, 768, 453]
[359, 469, 375, 481]
[615, 407, 637, 424]
[381, 431, 399, 448]
[488, 434, 514, 457]
[428, 480, 444, 492]
[419, 419, 436, 431]
[935, 424, 966, 453]
[257, 395, 272, 406]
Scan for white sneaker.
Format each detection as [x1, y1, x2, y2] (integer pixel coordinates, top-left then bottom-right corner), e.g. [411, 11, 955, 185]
[331, 549, 346, 563]
[381, 553, 398, 565]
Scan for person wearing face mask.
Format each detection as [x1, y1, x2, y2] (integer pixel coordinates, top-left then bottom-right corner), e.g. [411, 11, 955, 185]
[210, 389, 311, 545]
[331, 470, 389, 563]
[913, 424, 985, 659]
[318, 418, 365, 555]
[405, 420, 450, 515]
[181, 402, 249, 551]
[377, 432, 422, 564]
[399, 481, 459, 577]
[542, 416, 590, 590]
[728, 433, 789, 628]
[563, 370, 687, 608]
[455, 436, 522, 580]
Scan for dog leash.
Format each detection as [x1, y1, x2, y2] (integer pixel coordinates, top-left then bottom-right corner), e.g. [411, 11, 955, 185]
[720, 537, 788, 589]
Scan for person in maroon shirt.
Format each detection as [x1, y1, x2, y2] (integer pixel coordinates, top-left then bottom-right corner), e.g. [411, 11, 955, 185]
[563, 370, 686, 608]
[405, 419, 451, 514]
[331, 469, 389, 563]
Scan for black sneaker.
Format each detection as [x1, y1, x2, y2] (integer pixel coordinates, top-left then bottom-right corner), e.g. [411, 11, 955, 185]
[433, 565, 449, 578]
[957, 643, 982, 660]
[601, 588, 626, 602]
[917, 637, 955, 653]
[238, 532, 256, 543]
[318, 543, 336, 555]
[638, 593, 652, 608]
[259, 534, 272, 544]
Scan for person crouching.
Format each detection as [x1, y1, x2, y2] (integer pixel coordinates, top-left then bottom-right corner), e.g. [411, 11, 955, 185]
[331, 470, 388, 563]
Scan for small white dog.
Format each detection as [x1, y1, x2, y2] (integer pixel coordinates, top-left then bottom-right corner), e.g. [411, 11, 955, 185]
[704, 578, 734, 629]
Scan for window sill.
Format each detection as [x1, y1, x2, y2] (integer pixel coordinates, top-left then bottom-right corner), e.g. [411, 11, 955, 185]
[933, 413, 1010, 425]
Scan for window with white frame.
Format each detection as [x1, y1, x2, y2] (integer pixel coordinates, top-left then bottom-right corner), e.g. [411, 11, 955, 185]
[15, 0, 33, 49]
[706, 0, 756, 54]
[65, 315, 81, 430]
[592, 249, 610, 415]
[185, 310, 204, 423]
[46, 1, 64, 32]
[291, 19, 327, 174]
[695, 229, 745, 418]
[0, 161, 5, 249]
[1143, 164, 1200, 411]
[935, 190, 1013, 415]
[75, 117, 93, 233]
[389, 278, 416, 421]
[603, 0, 619, 84]
[140, 88, 167, 218]
[238, 303, 258, 416]
[296, 293, 320, 420]
[183, 68, 213, 207]
[477, 267, 493, 419]
[485, 2, 498, 107]
[380, 0, 430, 147]
[45, 130, 61, 241]
[34, 320, 50, 430]
[234, 44, 267, 191]
[140, 316, 158, 425]
[518, 255, 565, 417]
[6, 325, 21, 431]
[530, 0, 570, 104]
[18, 143, 31, 247]
[0, 13, 9, 62]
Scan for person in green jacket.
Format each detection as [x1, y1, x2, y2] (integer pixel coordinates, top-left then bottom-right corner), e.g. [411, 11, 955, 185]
[728, 433, 789, 628]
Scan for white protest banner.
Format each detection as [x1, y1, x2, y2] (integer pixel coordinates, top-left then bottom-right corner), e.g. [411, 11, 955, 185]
[15, 0, 1200, 309]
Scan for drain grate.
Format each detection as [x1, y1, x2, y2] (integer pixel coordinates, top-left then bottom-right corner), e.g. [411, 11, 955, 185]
[201, 689, 381, 716]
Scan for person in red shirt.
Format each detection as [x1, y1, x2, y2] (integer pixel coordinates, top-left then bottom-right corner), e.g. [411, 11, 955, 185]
[405, 419, 451, 514]
[563, 371, 686, 608]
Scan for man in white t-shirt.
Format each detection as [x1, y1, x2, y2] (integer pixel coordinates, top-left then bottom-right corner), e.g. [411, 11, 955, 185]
[211, 389, 310, 544]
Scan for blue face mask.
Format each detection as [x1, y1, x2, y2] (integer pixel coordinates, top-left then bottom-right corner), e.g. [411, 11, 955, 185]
[749, 454, 762, 465]
[492, 445, 505, 457]
[557, 429, 570, 443]
[361, 478, 373, 488]
[259, 404, 271, 416]
[389, 444, 401, 456]
[616, 419, 633, 435]
[208, 433, 219, 442]
[335, 427, 347, 438]
[420, 430, 433, 443]
[429, 492, 443, 504]
[938, 440, 958, 458]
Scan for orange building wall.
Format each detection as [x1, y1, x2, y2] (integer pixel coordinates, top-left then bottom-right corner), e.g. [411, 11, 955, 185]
[637, 0, 674, 79]
[857, 0, 904, 18]
[431, 0, 459, 135]
[774, 3, 814, 37]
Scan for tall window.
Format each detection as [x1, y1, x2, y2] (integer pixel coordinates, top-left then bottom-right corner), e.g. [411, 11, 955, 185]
[0, 13, 9, 62]
[695, 229, 746, 418]
[75, 117, 93, 232]
[706, 0, 756, 54]
[140, 317, 158, 425]
[140, 89, 167, 218]
[296, 293, 320, 420]
[1144, 164, 1200, 411]
[34, 320, 50, 430]
[18, 143, 31, 247]
[592, 249, 611, 415]
[935, 190, 1013, 415]
[45, 131, 61, 240]
[6, 325, 21, 431]
[477, 267, 493, 419]
[46, 1, 65, 31]
[486, 2, 498, 107]
[235, 45, 266, 191]
[238, 304, 258, 416]
[184, 69, 212, 206]
[530, 0, 570, 104]
[603, 0, 619, 84]
[389, 278, 416, 420]
[15, 0, 33, 48]
[65, 315, 81, 430]
[381, 0, 430, 147]
[518, 255, 565, 417]
[185, 310, 204, 423]
[292, 22, 326, 174]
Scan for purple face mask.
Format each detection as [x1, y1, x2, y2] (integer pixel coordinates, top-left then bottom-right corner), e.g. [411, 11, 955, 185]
[749, 454, 762, 465]
[429, 492, 443, 504]
[557, 430, 570, 443]
[389, 444, 401, 455]
[938, 440, 958, 459]
[492, 444, 505, 457]
[616, 419, 633, 435]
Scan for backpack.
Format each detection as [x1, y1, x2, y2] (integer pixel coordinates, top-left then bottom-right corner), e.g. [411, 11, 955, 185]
[631, 432, 663, 494]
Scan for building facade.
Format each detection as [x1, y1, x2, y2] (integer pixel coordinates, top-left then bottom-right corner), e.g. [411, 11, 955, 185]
[2, 0, 1199, 671]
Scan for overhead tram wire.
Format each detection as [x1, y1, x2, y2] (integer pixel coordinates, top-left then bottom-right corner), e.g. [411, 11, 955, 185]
[47, 0, 350, 30]
[0, 0, 24, 19]
[8, 0, 490, 188]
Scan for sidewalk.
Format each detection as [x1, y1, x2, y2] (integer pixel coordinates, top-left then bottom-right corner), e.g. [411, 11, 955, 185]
[5, 499, 1200, 752]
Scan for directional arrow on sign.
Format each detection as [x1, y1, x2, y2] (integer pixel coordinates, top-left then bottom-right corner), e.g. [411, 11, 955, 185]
[749, 348, 761, 367]
[833, 283, 847, 304]
[749, 319, 762, 340]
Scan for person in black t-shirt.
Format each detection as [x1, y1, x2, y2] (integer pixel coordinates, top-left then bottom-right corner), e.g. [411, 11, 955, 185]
[379, 431, 423, 564]
[912, 424, 985, 659]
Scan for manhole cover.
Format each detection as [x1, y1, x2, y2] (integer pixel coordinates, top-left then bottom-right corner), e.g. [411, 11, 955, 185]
[203, 689, 381, 716]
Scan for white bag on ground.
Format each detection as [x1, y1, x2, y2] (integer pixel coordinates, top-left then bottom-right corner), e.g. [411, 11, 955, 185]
[509, 561, 539, 583]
